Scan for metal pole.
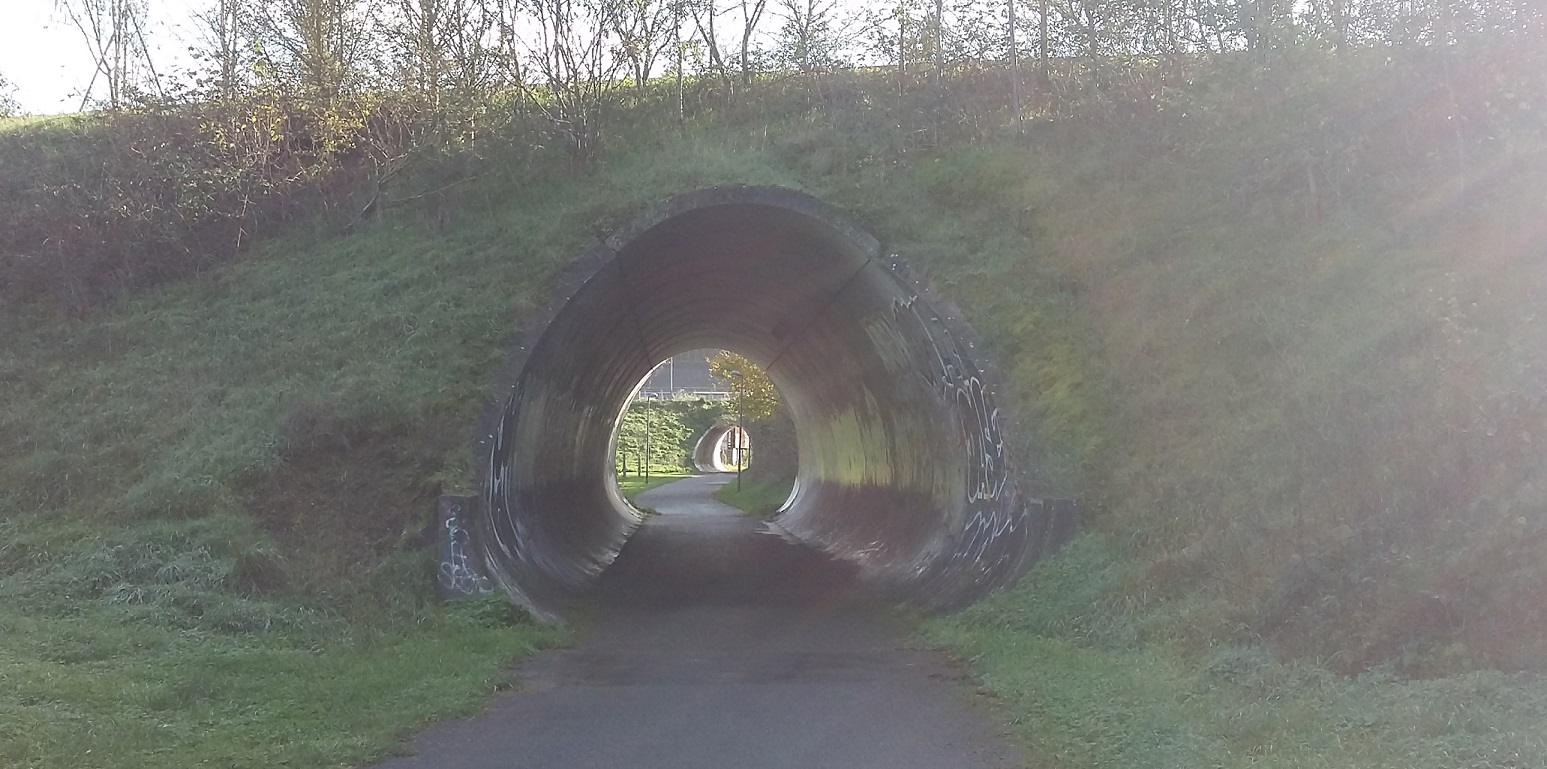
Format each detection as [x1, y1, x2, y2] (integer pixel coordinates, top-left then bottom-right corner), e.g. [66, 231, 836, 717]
[730, 370, 744, 491]
[644, 394, 652, 482]
[736, 381, 744, 491]
[675, 0, 684, 127]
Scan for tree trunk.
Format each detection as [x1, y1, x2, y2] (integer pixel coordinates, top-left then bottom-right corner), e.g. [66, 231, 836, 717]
[675, 0, 684, 124]
[1009, 0, 1019, 122]
[1084, 0, 1097, 69]
[1163, 0, 1175, 55]
[1038, 0, 1048, 83]
[933, 0, 943, 89]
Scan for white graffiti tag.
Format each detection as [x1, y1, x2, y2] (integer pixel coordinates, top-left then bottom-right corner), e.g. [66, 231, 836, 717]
[439, 503, 494, 596]
[890, 295, 1032, 585]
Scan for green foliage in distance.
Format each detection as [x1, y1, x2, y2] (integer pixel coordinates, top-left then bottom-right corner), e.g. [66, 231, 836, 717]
[613, 398, 691, 476]
[708, 351, 779, 424]
[0, 72, 18, 118]
[613, 396, 725, 477]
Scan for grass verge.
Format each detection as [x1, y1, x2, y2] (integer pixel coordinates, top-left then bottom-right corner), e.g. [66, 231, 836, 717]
[713, 476, 793, 520]
[0, 585, 564, 769]
[924, 537, 1547, 769]
[616, 471, 691, 509]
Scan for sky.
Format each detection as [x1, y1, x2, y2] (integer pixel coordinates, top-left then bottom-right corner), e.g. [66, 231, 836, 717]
[0, 0, 199, 115]
[0, 0, 882, 115]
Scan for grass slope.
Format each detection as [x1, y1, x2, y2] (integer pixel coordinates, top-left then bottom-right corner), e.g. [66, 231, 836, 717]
[925, 536, 1547, 768]
[0, 595, 563, 768]
[2, 97, 1092, 766]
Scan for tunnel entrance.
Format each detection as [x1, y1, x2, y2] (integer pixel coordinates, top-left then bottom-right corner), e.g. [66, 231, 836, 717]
[692, 423, 750, 474]
[470, 186, 1072, 618]
[609, 350, 772, 485]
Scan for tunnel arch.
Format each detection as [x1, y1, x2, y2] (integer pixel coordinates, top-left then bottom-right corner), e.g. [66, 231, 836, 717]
[471, 186, 1070, 618]
[691, 423, 748, 474]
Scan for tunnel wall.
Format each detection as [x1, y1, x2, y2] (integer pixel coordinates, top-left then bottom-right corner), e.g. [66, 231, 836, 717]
[470, 186, 1073, 617]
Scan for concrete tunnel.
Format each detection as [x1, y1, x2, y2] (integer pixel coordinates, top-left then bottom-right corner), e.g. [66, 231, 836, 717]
[692, 423, 747, 474]
[467, 186, 1076, 617]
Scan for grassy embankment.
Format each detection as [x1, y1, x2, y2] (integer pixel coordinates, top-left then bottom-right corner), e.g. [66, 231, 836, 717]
[714, 476, 792, 520]
[715, 42, 1547, 768]
[4, 38, 1547, 768]
[909, 43, 1547, 767]
[0, 95, 1008, 766]
[0, 117, 598, 767]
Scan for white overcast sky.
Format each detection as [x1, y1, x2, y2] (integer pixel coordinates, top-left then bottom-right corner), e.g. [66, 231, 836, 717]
[0, 0, 200, 115]
[0, 0, 884, 115]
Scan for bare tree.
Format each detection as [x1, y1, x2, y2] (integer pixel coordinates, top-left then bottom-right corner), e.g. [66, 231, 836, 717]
[734, 0, 771, 84]
[192, 0, 247, 100]
[940, 0, 1007, 62]
[773, 0, 843, 71]
[253, 0, 375, 104]
[864, 0, 932, 80]
[1009, 0, 1020, 118]
[488, 0, 527, 91]
[1080, 0, 1098, 64]
[394, 0, 451, 99]
[1301, 0, 1349, 49]
[1239, 0, 1290, 52]
[55, 0, 163, 110]
[526, 0, 627, 164]
[440, 0, 505, 94]
[383, 0, 504, 100]
[1038, 0, 1049, 80]
[932, 0, 942, 84]
[610, 0, 676, 94]
[690, 0, 737, 93]
[673, 0, 684, 120]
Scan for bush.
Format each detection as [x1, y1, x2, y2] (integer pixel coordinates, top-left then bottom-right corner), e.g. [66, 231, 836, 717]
[0, 93, 540, 312]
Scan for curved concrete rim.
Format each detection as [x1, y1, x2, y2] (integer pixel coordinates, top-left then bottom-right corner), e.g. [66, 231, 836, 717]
[469, 185, 1075, 618]
[692, 423, 747, 474]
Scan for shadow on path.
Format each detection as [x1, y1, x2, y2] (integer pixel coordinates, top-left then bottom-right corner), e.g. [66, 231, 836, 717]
[373, 475, 1026, 769]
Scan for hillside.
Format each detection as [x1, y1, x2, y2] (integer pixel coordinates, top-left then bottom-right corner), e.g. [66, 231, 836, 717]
[3, 36, 1547, 767]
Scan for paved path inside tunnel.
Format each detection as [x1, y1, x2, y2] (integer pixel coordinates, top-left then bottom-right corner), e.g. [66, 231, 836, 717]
[373, 475, 1027, 769]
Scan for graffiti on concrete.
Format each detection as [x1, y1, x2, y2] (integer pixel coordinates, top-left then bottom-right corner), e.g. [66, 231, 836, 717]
[483, 396, 538, 596]
[889, 295, 1034, 584]
[486, 404, 518, 561]
[438, 495, 494, 598]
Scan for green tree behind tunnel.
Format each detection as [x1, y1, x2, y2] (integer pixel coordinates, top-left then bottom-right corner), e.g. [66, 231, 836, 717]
[614, 397, 724, 476]
[708, 351, 779, 424]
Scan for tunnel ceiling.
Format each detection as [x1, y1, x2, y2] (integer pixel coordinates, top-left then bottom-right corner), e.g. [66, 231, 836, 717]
[471, 186, 1073, 617]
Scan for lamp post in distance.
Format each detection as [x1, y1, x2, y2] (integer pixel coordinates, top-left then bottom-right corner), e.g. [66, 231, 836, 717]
[728, 370, 744, 491]
[643, 392, 653, 483]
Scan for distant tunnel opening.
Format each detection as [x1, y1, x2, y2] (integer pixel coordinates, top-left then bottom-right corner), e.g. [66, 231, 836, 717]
[471, 186, 1072, 617]
[691, 422, 750, 475]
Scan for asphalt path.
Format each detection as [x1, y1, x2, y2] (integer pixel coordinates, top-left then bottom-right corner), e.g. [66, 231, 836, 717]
[373, 474, 1026, 769]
